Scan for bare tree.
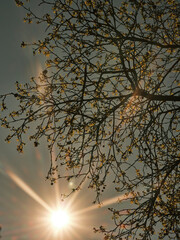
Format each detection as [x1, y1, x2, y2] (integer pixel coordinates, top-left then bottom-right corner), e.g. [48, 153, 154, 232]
[1, 0, 180, 239]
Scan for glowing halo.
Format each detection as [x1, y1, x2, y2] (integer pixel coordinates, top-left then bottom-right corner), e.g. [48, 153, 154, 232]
[50, 208, 71, 231]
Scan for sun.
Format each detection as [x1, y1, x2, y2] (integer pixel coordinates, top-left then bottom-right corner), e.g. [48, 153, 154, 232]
[50, 208, 71, 230]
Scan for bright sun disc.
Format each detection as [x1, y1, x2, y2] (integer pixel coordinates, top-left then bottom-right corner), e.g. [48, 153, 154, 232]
[51, 209, 70, 230]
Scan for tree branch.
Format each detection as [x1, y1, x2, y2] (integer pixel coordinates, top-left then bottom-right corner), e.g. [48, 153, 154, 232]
[137, 89, 180, 102]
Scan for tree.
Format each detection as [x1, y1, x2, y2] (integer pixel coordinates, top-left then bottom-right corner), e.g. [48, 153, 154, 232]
[1, 0, 180, 239]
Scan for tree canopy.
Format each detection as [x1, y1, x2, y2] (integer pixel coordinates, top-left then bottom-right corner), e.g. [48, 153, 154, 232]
[1, 0, 180, 239]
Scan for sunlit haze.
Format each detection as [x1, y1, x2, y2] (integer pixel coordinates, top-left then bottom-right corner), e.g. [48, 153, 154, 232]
[50, 209, 70, 230]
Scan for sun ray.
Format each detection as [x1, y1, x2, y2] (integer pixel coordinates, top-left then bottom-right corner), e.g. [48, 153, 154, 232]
[51, 148, 61, 207]
[74, 192, 133, 215]
[66, 176, 88, 208]
[1, 160, 134, 239]
[6, 169, 52, 212]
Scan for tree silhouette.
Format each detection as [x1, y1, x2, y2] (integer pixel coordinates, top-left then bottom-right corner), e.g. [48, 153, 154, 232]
[1, 0, 180, 239]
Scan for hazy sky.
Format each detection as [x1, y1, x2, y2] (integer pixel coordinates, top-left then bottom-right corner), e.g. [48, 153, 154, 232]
[0, 2, 172, 240]
[0, 1, 120, 239]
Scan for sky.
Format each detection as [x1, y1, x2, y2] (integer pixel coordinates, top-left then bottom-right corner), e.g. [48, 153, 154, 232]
[0, 1, 176, 240]
[0, 1, 126, 239]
